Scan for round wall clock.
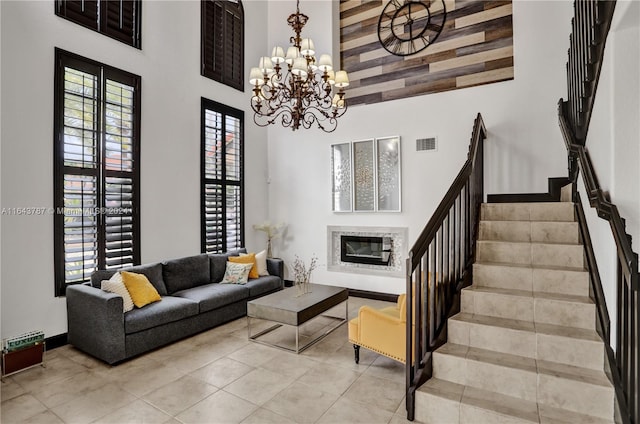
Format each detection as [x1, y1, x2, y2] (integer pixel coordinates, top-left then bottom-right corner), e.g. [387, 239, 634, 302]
[377, 0, 447, 57]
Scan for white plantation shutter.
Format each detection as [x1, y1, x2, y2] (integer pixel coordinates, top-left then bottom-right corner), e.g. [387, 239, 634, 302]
[201, 98, 244, 253]
[54, 49, 140, 296]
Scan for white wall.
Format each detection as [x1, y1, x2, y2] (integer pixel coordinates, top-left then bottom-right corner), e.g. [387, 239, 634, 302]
[610, 2, 640, 246]
[266, 1, 573, 293]
[0, 0, 594, 340]
[0, 1, 269, 340]
[0, 0, 3, 337]
[580, 0, 640, 349]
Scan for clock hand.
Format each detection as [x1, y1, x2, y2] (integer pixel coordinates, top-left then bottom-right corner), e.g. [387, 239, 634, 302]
[407, 2, 414, 38]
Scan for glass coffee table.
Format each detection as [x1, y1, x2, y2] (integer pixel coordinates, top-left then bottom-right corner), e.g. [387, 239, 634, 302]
[247, 284, 348, 353]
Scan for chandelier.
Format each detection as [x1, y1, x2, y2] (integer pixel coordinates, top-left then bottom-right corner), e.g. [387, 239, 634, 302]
[249, 0, 350, 133]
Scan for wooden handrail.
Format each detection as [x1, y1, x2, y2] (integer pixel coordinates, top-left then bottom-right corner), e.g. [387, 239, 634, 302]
[565, 1, 616, 142]
[410, 115, 486, 267]
[559, 100, 638, 288]
[404, 113, 486, 421]
[559, 2, 637, 420]
[559, 98, 638, 424]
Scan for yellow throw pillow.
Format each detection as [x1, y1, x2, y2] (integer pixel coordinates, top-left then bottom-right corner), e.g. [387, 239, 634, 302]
[121, 271, 162, 308]
[229, 253, 259, 279]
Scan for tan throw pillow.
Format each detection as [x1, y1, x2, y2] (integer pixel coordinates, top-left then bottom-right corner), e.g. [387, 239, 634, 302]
[121, 271, 162, 308]
[229, 253, 259, 279]
[220, 262, 253, 284]
[100, 272, 134, 313]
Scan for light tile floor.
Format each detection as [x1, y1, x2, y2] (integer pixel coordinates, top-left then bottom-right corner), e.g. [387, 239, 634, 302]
[1, 297, 416, 424]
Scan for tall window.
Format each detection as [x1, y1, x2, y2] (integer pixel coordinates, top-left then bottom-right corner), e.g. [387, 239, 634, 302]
[201, 0, 244, 91]
[201, 98, 244, 253]
[53, 48, 141, 296]
[55, 0, 142, 49]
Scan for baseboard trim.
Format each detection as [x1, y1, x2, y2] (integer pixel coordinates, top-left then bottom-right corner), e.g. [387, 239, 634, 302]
[488, 177, 570, 203]
[45, 333, 68, 350]
[348, 289, 398, 303]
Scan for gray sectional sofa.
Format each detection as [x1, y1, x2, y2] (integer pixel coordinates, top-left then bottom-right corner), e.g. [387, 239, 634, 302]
[66, 250, 283, 364]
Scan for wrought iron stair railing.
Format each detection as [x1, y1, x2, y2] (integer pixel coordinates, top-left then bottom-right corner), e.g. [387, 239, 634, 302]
[559, 1, 638, 423]
[565, 0, 616, 142]
[559, 105, 638, 424]
[404, 113, 486, 421]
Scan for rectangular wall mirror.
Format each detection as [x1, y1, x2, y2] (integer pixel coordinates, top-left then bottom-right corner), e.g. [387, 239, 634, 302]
[376, 136, 401, 212]
[331, 136, 401, 213]
[353, 139, 375, 212]
[331, 142, 352, 212]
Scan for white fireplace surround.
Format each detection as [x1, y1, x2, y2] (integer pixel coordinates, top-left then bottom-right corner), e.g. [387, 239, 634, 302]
[327, 226, 409, 277]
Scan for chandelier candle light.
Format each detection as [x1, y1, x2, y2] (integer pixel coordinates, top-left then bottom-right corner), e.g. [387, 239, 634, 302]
[249, 0, 349, 133]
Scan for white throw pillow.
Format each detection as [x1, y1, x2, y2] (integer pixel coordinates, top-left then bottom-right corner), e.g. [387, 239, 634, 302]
[243, 250, 269, 276]
[101, 272, 134, 312]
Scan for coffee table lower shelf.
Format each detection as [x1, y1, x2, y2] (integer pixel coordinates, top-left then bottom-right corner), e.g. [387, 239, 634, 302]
[247, 284, 348, 354]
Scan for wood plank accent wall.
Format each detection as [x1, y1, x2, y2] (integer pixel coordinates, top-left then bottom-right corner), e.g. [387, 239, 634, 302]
[340, 0, 514, 106]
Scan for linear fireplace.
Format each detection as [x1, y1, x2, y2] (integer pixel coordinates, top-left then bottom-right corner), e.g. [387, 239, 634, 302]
[341, 235, 391, 266]
[328, 226, 407, 277]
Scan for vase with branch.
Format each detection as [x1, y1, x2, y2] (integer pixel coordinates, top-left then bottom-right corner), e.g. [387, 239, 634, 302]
[291, 254, 317, 296]
[253, 221, 285, 258]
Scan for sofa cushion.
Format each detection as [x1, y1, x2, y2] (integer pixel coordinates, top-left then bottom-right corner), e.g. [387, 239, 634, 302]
[163, 254, 210, 294]
[208, 247, 247, 283]
[172, 282, 249, 313]
[124, 296, 198, 334]
[91, 263, 168, 296]
[227, 248, 247, 256]
[266, 258, 284, 280]
[244, 276, 283, 298]
[209, 254, 230, 283]
[92, 271, 112, 288]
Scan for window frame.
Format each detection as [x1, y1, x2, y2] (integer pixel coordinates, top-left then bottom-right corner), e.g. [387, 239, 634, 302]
[200, 97, 245, 254]
[53, 48, 141, 296]
[201, 0, 244, 91]
[55, 0, 142, 49]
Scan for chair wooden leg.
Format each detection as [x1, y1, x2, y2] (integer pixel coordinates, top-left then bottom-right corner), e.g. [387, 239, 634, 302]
[353, 344, 360, 364]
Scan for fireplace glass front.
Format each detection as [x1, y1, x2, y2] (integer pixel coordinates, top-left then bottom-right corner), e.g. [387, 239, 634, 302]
[340, 235, 391, 266]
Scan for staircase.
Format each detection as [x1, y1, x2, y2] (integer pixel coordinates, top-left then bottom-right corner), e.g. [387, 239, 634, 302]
[414, 202, 616, 423]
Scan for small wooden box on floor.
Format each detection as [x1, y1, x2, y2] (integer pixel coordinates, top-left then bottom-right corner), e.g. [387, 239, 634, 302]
[2, 342, 45, 377]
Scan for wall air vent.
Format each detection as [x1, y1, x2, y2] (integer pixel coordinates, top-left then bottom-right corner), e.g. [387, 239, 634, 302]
[416, 137, 437, 152]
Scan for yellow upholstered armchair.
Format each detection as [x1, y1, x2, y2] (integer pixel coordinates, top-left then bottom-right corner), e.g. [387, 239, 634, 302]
[348, 294, 406, 364]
